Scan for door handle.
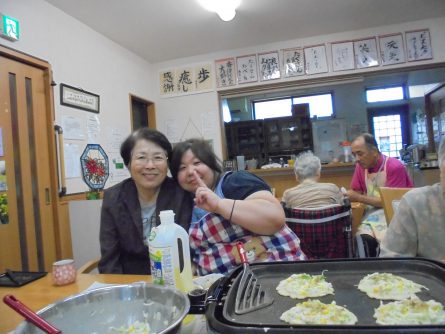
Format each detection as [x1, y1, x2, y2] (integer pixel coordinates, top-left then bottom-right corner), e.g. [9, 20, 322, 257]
[45, 188, 51, 205]
[54, 125, 66, 196]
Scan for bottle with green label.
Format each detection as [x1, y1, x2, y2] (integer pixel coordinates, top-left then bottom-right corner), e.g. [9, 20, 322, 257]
[148, 210, 194, 292]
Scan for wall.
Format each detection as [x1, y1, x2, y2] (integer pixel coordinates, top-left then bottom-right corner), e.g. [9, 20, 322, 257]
[151, 16, 445, 160]
[0, 0, 153, 193]
[1, 2, 445, 179]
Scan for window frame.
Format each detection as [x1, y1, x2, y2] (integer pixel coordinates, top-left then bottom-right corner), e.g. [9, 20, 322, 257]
[365, 84, 407, 103]
[252, 91, 335, 120]
[367, 104, 411, 157]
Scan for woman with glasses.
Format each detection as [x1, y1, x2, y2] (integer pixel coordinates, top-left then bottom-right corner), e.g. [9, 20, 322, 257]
[170, 138, 306, 275]
[98, 127, 193, 274]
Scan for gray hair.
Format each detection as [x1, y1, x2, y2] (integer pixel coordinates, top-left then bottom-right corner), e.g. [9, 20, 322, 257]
[293, 151, 321, 181]
[439, 136, 445, 168]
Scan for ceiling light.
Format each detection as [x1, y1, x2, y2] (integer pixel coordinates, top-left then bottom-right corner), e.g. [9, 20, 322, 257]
[197, 0, 241, 22]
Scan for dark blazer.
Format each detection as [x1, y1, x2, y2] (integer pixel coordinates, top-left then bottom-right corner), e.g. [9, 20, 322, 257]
[98, 177, 193, 274]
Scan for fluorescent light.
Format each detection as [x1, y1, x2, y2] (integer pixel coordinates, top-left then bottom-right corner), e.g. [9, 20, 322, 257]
[197, 0, 241, 22]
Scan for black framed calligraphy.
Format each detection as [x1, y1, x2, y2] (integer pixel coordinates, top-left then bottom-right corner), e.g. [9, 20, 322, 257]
[282, 48, 305, 77]
[405, 29, 433, 62]
[236, 54, 258, 84]
[215, 58, 236, 88]
[60, 84, 100, 113]
[304, 44, 328, 75]
[258, 51, 281, 81]
[379, 33, 405, 66]
[354, 37, 379, 69]
[331, 41, 355, 72]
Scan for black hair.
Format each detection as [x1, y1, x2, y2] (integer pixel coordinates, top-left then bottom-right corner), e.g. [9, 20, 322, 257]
[170, 138, 223, 180]
[357, 133, 379, 153]
[120, 127, 172, 167]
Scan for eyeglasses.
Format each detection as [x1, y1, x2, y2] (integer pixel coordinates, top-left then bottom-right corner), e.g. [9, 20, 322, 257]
[132, 154, 168, 166]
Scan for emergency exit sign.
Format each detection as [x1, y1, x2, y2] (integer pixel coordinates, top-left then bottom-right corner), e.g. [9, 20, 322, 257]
[0, 14, 20, 41]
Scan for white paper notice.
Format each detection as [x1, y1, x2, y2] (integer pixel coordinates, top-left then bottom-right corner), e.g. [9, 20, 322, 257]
[0, 128, 3, 156]
[87, 115, 100, 144]
[110, 153, 129, 182]
[106, 127, 126, 151]
[165, 119, 180, 143]
[62, 116, 85, 140]
[201, 112, 217, 139]
[64, 143, 81, 178]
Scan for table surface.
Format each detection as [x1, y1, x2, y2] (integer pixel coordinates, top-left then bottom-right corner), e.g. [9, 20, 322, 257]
[0, 273, 152, 333]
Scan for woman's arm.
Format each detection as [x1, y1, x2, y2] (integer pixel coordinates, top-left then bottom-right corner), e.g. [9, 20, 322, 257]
[216, 191, 285, 234]
[193, 173, 284, 235]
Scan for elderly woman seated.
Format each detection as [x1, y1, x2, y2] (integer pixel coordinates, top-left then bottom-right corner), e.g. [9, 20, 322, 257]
[282, 151, 344, 208]
[379, 136, 445, 262]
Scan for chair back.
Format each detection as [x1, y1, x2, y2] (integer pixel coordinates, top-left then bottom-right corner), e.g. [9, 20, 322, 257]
[379, 187, 412, 224]
[284, 204, 353, 260]
[77, 258, 100, 274]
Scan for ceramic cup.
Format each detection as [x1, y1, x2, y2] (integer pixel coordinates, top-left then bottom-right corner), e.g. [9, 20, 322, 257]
[52, 259, 76, 286]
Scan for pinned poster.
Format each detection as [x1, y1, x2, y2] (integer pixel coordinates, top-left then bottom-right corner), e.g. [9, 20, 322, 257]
[0, 160, 6, 191]
[0, 128, 3, 156]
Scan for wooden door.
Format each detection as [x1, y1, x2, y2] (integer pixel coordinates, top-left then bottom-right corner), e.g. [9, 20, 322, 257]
[0, 53, 58, 272]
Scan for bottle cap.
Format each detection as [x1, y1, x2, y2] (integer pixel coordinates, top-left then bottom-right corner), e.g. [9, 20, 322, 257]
[159, 210, 175, 223]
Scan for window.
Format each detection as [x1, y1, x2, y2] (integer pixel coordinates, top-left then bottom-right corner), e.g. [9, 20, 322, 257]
[292, 93, 333, 118]
[373, 115, 403, 157]
[253, 98, 292, 119]
[253, 93, 334, 119]
[366, 86, 404, 103]
[368, 105, 410, 158]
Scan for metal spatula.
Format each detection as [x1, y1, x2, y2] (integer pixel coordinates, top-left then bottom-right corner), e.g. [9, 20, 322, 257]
[234, 242, 274, 314]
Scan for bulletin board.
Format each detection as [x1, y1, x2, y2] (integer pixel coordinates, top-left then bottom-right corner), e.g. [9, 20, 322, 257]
[61, 113, 129, 195]
[312, 119, 347, 163]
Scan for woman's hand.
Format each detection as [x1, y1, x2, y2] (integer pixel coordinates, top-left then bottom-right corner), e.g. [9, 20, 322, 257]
[193, 171, 221, 212]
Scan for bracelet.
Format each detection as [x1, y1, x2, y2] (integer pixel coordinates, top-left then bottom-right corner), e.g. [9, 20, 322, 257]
[229, 199, 236, 222]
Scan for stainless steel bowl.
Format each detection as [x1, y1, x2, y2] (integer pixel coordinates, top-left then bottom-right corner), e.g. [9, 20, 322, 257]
[15, 283, 190, 334]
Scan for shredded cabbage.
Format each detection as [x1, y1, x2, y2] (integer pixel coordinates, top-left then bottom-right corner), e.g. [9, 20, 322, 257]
[109, 321, 152, 334]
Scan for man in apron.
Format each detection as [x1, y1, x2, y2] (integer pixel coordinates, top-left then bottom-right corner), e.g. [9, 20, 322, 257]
[347, 133, 413, 243]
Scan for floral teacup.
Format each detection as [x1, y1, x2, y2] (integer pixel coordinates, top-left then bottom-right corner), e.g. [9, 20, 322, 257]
[52, 259, 76, 286]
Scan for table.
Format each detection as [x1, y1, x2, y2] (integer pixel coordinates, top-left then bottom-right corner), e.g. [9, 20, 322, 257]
[0, 273, 152, 333]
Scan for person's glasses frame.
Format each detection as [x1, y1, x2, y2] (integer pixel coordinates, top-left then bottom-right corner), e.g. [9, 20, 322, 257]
[132, 153, 168, 167]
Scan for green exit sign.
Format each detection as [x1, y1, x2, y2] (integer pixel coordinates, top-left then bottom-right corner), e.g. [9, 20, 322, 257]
[0, 13, 20, 41]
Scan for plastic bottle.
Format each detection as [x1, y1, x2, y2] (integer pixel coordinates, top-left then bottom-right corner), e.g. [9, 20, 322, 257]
[148, 210, 194, 292]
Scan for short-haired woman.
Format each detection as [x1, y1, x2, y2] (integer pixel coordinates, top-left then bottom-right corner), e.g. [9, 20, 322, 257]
[98, 127, 193, 274]
[282, 151, 344, 208]
[170, 138, 306, 275]
[380, 136, 445, 261]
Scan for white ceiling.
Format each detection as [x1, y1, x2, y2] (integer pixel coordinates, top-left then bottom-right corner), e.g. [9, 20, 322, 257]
[45, 0, 445, 64]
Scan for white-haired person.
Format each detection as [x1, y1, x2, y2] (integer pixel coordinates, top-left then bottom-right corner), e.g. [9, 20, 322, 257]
[380, 136, 445, 262]
[282, 151, 344, 208]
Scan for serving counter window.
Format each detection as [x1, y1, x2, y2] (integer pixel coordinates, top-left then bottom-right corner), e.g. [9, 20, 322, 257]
[221, 64, 445, 165]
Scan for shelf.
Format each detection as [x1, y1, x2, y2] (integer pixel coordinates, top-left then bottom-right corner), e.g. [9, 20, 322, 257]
[225, 114, 313, 161]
